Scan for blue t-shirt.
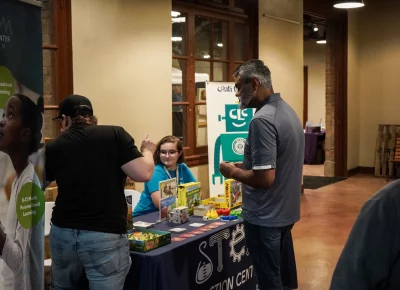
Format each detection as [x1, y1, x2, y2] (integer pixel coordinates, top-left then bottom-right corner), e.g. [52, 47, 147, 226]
[132, 163, 197, 217]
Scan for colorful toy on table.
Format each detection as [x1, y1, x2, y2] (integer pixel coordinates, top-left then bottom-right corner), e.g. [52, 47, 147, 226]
[216, 208, 230, 216]
[230, 208, 242, 218]
[203, 209, 219, 221]
[220, 215, 238, 221]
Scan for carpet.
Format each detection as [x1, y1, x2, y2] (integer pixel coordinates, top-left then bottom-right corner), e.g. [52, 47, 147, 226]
[303, 176, 348, 190]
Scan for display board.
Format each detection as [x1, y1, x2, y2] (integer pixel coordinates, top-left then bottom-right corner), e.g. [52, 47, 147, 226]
[206, 82, 254, 197]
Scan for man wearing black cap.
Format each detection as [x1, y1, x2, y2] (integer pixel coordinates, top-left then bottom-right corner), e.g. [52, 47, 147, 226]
[45, 94, 156, 290]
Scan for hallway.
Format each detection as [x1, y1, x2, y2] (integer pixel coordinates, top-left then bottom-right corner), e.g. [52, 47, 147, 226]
[294, 174, 390, 290]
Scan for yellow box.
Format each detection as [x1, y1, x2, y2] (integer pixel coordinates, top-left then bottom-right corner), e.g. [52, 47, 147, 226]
[178, 182, 201, 215]
[201, 179, 242, 209]
[202, 197, 229, 209]
[225, 179, 242, 208]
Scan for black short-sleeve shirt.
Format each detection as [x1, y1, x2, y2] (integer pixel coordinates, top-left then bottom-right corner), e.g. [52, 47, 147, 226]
[45, 124, 143, 234]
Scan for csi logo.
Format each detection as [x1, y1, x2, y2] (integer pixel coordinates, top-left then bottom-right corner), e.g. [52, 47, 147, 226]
[217, 86, 237, 93]
[229, 109, 248, 128]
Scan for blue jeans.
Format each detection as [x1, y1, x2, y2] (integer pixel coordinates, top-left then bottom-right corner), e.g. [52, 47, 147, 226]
[50, 224, 131, 290]
[244, 221, 294, 290]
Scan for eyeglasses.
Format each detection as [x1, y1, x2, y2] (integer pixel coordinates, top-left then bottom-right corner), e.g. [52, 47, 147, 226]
[160, 150, 178, 156]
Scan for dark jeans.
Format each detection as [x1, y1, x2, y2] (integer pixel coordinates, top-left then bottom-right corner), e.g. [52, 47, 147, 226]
[244, 221, 295, 290]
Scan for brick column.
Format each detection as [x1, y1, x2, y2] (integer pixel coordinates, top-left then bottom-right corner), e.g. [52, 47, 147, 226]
[324, 11, 348, 177]
[324, 20, 336, 177]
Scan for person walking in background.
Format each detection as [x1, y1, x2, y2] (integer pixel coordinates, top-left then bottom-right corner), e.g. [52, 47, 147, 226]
[45, 94, 156, 290]
[219, 60, 304, 290]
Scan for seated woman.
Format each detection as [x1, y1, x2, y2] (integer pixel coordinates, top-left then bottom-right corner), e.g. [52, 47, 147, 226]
[133, 135, 197, 217]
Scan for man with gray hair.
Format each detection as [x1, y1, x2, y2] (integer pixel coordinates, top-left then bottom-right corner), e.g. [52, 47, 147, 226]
[219, 59, 304, 290]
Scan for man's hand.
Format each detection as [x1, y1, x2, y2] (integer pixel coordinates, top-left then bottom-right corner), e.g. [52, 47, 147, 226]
[233, 162, 243, 169]
[140, 134, 156, 154]
[219, 162, 237, 179]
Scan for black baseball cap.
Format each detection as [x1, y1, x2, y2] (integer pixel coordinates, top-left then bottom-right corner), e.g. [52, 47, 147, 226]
[53, 94, 93, 120]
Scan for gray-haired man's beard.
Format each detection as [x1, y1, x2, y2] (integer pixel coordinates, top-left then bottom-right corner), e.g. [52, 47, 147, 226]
[238, 92, 252, 110]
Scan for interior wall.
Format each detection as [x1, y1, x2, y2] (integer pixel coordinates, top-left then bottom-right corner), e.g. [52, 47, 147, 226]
[353, 0, 400, 167]
[71, 0, 172, 192]
[190, 164, 209, 199]
[304, 40, 326, 126]
[259, 0, 304, 122]
[71, 0, 305, 196]
[347, 10, 360, 170]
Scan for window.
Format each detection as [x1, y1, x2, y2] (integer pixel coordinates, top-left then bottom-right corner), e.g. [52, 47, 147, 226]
[42, 0, 73, 144]
[172, 1, 255, 166]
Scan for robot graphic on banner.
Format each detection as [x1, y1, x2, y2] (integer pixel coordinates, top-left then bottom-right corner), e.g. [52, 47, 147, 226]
[212, 104, 254, 184]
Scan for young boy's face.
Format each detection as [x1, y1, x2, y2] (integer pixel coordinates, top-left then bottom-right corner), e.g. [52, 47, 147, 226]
[0, 96, 26, 154]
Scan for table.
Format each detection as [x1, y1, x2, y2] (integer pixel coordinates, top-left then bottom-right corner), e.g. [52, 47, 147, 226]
[123, 212, 298, 290]
[304, 132, 326, 164]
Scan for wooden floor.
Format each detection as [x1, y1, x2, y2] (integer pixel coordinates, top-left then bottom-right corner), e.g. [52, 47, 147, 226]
[295, 166, 390, 290]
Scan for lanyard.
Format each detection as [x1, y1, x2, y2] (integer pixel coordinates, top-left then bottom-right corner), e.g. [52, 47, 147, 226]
[164, 166, 180, 185]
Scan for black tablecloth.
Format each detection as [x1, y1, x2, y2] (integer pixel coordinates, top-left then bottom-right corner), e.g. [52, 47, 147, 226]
[304, 132, 326, 164]
[123, 212, 298, 290]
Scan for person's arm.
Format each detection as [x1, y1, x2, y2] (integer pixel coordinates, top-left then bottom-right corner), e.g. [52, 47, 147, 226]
[122, 150, 154, 182]
[0, 223, 28, 275]
[118, 130, 156, 182]
[0, 176, 36, 276]
[220, 118, 276, 188]
[330, 183, 400, 290]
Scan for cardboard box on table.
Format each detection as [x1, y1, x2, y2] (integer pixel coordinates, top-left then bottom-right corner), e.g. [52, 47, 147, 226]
[202, 179, 242, 209]
[159, 178, 178, 221]
[177, 182, 201, 215]
[169, 206, 190, 224]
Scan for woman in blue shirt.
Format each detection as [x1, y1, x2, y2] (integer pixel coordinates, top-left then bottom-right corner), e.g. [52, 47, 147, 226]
[133, 135, 197, 217]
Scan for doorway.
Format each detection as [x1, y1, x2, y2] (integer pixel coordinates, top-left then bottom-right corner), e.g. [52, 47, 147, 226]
[303, 1, 348, 178]
[303, 13, 327, 178]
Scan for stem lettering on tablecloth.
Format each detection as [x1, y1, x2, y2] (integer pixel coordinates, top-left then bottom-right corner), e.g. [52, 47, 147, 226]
[209, 265, 254, 290]
[196, 241, 213, 284]
[209, 229, 230, 272]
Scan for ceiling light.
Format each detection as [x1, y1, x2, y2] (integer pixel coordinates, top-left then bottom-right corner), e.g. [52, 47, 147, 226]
[316, 31, 327, 44]
[203, 54, 211, 59]
[171, 37, 182, 42]
[171, 11, 181, 17]
[313, 24, 318, 32]
[333, 0, 365, 9]
[217, 43, 223, 47]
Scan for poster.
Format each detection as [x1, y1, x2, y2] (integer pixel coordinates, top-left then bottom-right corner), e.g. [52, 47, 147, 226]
[206, 82, 254, 198]
[0, 0, 45, 289]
